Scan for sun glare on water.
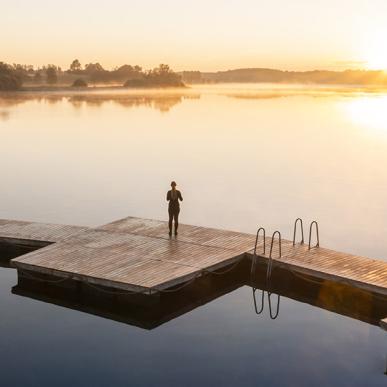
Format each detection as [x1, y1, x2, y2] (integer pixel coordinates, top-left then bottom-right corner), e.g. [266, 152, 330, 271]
[344, 95, 387, 135]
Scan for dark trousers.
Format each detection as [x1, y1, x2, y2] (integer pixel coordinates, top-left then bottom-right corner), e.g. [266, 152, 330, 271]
[168, 207, 180, 233]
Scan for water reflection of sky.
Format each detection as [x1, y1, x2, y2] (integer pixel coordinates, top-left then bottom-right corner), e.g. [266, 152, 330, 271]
[0, 262, 386, 387]
[1, 86, 386, 386]
[1, 86, 386, 263]
[0, 91, 201, 114]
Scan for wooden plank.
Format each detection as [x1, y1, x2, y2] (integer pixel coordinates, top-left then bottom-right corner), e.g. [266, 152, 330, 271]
[0, 219, 88, 243]
[98, 216, 255, 251]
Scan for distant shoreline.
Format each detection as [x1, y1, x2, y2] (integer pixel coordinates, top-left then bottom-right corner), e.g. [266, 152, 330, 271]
[1, 83, 387, 98]
[181, 68, 387, 87]
[0, 84, 190, 95]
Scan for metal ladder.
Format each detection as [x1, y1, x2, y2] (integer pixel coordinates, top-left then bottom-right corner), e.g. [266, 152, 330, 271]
[250, 227, 266, 276]
[293, 218, 304, 245]
[267, 230, 281, 280]
[308, 220, 320, 250]
[251, 227, 281, 281]
[251, 218, 320, 320]
[251, 229, 281, 320]
[293, 218, 319, 250]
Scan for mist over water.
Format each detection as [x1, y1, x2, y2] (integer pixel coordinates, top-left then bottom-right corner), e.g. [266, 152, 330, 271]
[1, 84, 387, 262]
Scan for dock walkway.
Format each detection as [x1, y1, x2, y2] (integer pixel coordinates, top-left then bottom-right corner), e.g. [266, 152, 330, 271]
[2, 216, 386, 296]
[0, 219, 88, 245]
[247, 241, 387, 296]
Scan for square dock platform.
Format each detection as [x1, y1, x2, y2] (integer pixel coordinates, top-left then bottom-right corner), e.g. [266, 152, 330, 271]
[11, 217, 255, 292]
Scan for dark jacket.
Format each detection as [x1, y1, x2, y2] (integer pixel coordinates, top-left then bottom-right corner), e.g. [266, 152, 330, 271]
[167, 190, 183, 210]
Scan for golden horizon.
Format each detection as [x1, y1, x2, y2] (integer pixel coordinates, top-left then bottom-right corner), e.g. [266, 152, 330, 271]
[2, 1, 387, 72]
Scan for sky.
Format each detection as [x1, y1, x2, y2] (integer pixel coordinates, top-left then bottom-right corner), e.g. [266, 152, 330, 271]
[2, 0, 387, 71]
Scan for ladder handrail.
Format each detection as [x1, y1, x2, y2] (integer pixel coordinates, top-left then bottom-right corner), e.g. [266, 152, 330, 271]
[251, 227, 266, 276]
[293, 218, 304, 246]
[253, 227, 266, 256]
[308, 221, 320, 250]
[267, 231, 281, 280]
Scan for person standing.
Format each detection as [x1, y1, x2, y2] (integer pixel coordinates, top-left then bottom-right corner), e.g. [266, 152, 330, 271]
[166, 181, 183, 236]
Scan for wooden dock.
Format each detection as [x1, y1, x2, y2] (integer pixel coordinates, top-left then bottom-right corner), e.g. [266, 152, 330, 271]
[9, 217, 255, 293]
[13, 260, 387, 329]
[247, 240, 387, 296]
[3, 216, 387, 296]
[0, 219, 88, 245]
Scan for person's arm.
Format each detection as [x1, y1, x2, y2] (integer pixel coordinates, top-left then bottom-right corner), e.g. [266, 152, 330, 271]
[166, 191, 170, 201]
[178, 191, 183, 201]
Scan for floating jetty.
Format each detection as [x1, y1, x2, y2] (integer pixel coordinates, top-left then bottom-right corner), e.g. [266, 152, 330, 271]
[12, 260, 387, 329]
[1, 216, 386, 296]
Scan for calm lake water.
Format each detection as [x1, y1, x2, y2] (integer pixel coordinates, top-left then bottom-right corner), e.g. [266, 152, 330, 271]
[0, 85, 386, 386]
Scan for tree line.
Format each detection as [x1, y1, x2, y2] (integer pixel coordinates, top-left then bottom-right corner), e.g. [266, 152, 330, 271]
[0, 60, 184, 90]
[182, 68, 387, 85]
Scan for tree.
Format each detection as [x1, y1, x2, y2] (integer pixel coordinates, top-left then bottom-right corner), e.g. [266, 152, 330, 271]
[10, 63, 33, 82]
[144, 64, 184, 87]
[114, 64, 143, 81]
[124, 64, 185, 88]
[84, 63, 106, 82]
[72, 78, 88, 87]
[84, 63, 104, 74]
[70, 59, 82, 73]
[155, 64, 171, 74]
[34, 71, 42, 83]
[46, 66, 57, 84]
[0, 62, 23, 90]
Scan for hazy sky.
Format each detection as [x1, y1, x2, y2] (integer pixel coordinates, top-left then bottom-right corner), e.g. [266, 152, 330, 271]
[3, 0, 387, 71]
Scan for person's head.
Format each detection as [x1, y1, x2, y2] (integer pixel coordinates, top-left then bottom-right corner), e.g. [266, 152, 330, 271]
[171, 181, 177, 189]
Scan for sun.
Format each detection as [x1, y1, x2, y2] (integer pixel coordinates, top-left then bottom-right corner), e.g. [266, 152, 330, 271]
[366, 55, 387, 70]
[363, 45, 387, 70]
